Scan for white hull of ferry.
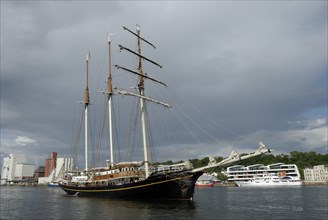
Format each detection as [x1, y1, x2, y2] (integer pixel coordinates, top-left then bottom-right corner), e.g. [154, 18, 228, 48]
[236, 176, 302, 187]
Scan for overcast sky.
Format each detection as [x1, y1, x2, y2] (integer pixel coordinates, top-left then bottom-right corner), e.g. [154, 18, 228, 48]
[1, 1, 327, 168]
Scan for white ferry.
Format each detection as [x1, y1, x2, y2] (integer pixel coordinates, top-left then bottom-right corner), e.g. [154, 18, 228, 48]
[225, 163, 302, 186]
[236, 175, 302, 187]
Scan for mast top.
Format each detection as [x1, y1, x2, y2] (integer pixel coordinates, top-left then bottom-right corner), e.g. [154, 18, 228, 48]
[108, 34, 111, 43]
[107, 33, 115, 43]
[107, 34, 113, 94]
[84, 51, 90, 105]
[122, 25, 156, 49]
[86, 51, 91, 62]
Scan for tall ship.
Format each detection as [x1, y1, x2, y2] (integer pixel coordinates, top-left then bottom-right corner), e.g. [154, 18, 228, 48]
[58, 25, 270, 200]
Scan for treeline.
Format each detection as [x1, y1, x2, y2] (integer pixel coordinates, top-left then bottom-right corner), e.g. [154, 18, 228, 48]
[157, 151, 328, 180]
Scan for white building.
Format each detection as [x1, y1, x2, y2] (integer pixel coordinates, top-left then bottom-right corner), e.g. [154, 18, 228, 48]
[38, 157, 73, 184]
[304, 165, 328, 183]
[225, 163, 301, 183]
[1, 154, 27, 185]
[14, 163, 35, 180]
[55, 158, 74, 180]
[1, 157, 10, 185]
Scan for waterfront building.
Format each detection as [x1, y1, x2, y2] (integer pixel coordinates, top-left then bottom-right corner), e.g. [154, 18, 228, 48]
[45, 152, 57, 177]
[34, 166, 45, 179]
[225, 163, 301, 183]
[38, 154, 73, 184]
[55, 158, 74, 180]
[1, 154, 27, 185]
[14, 163, 35, 180]
[304, 165, 328, 183]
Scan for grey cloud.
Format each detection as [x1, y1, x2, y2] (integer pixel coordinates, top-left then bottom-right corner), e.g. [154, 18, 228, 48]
[1, 1, 327, 167]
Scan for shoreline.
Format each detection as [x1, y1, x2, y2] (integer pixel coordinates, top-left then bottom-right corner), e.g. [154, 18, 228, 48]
[303, 181, 328, 186]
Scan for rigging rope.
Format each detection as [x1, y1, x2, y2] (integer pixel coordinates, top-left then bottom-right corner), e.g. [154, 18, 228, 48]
[112, 94, 120, 163]
[72, 106, 84, 168]
[128, 96, 140, 162]
[174, 87, 247, 140]
[95, 96, 108, 166]
[88, 106, 96, 168]
[152, 83, 207, 149]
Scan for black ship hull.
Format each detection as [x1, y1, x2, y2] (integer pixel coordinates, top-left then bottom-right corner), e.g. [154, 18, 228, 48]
[59, 170, 203, 200]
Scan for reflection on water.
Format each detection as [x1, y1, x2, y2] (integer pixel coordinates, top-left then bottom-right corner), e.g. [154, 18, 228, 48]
[63, 196, 196, 219]
[0, 186, 196, 219]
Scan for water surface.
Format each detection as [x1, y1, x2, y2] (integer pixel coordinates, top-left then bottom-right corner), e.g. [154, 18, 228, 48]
[1, 185, 327, 219]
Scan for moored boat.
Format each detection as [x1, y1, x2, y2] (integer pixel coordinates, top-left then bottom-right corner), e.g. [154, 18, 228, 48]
[195, 173, 219, 188]
[195, 181, 214, 188]
[47, 182, 59, 187]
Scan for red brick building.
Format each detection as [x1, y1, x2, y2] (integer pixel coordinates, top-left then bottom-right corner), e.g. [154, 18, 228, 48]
[45, 152, 57, 177]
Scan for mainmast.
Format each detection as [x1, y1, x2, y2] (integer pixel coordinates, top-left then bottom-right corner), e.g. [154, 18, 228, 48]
[136, 25, 150, 178]
[84, 52, 91, 171]
[107, 34, 114, 167]
[116, 25, 169, 179]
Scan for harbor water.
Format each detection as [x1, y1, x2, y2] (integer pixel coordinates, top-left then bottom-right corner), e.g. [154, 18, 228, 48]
[1, 185, 327, 219]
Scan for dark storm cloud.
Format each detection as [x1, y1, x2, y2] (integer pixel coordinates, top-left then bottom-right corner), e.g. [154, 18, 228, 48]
[1, 1, 327, 167]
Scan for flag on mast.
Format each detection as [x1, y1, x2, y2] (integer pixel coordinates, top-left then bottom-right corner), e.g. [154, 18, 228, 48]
[107, 33, 116, 43]
[86, 51, 91, 61]
[108, 33, 111, 43]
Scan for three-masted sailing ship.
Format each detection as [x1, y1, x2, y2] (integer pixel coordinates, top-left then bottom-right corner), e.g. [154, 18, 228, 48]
[58, 25, 270, 200]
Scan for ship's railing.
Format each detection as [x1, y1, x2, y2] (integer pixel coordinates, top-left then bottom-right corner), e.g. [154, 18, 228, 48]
[156, 161, 193, 173]
[92, 170, 144, 181]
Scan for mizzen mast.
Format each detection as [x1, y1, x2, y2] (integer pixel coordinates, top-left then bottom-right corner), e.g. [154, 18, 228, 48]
[84, 52, 91, 171]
